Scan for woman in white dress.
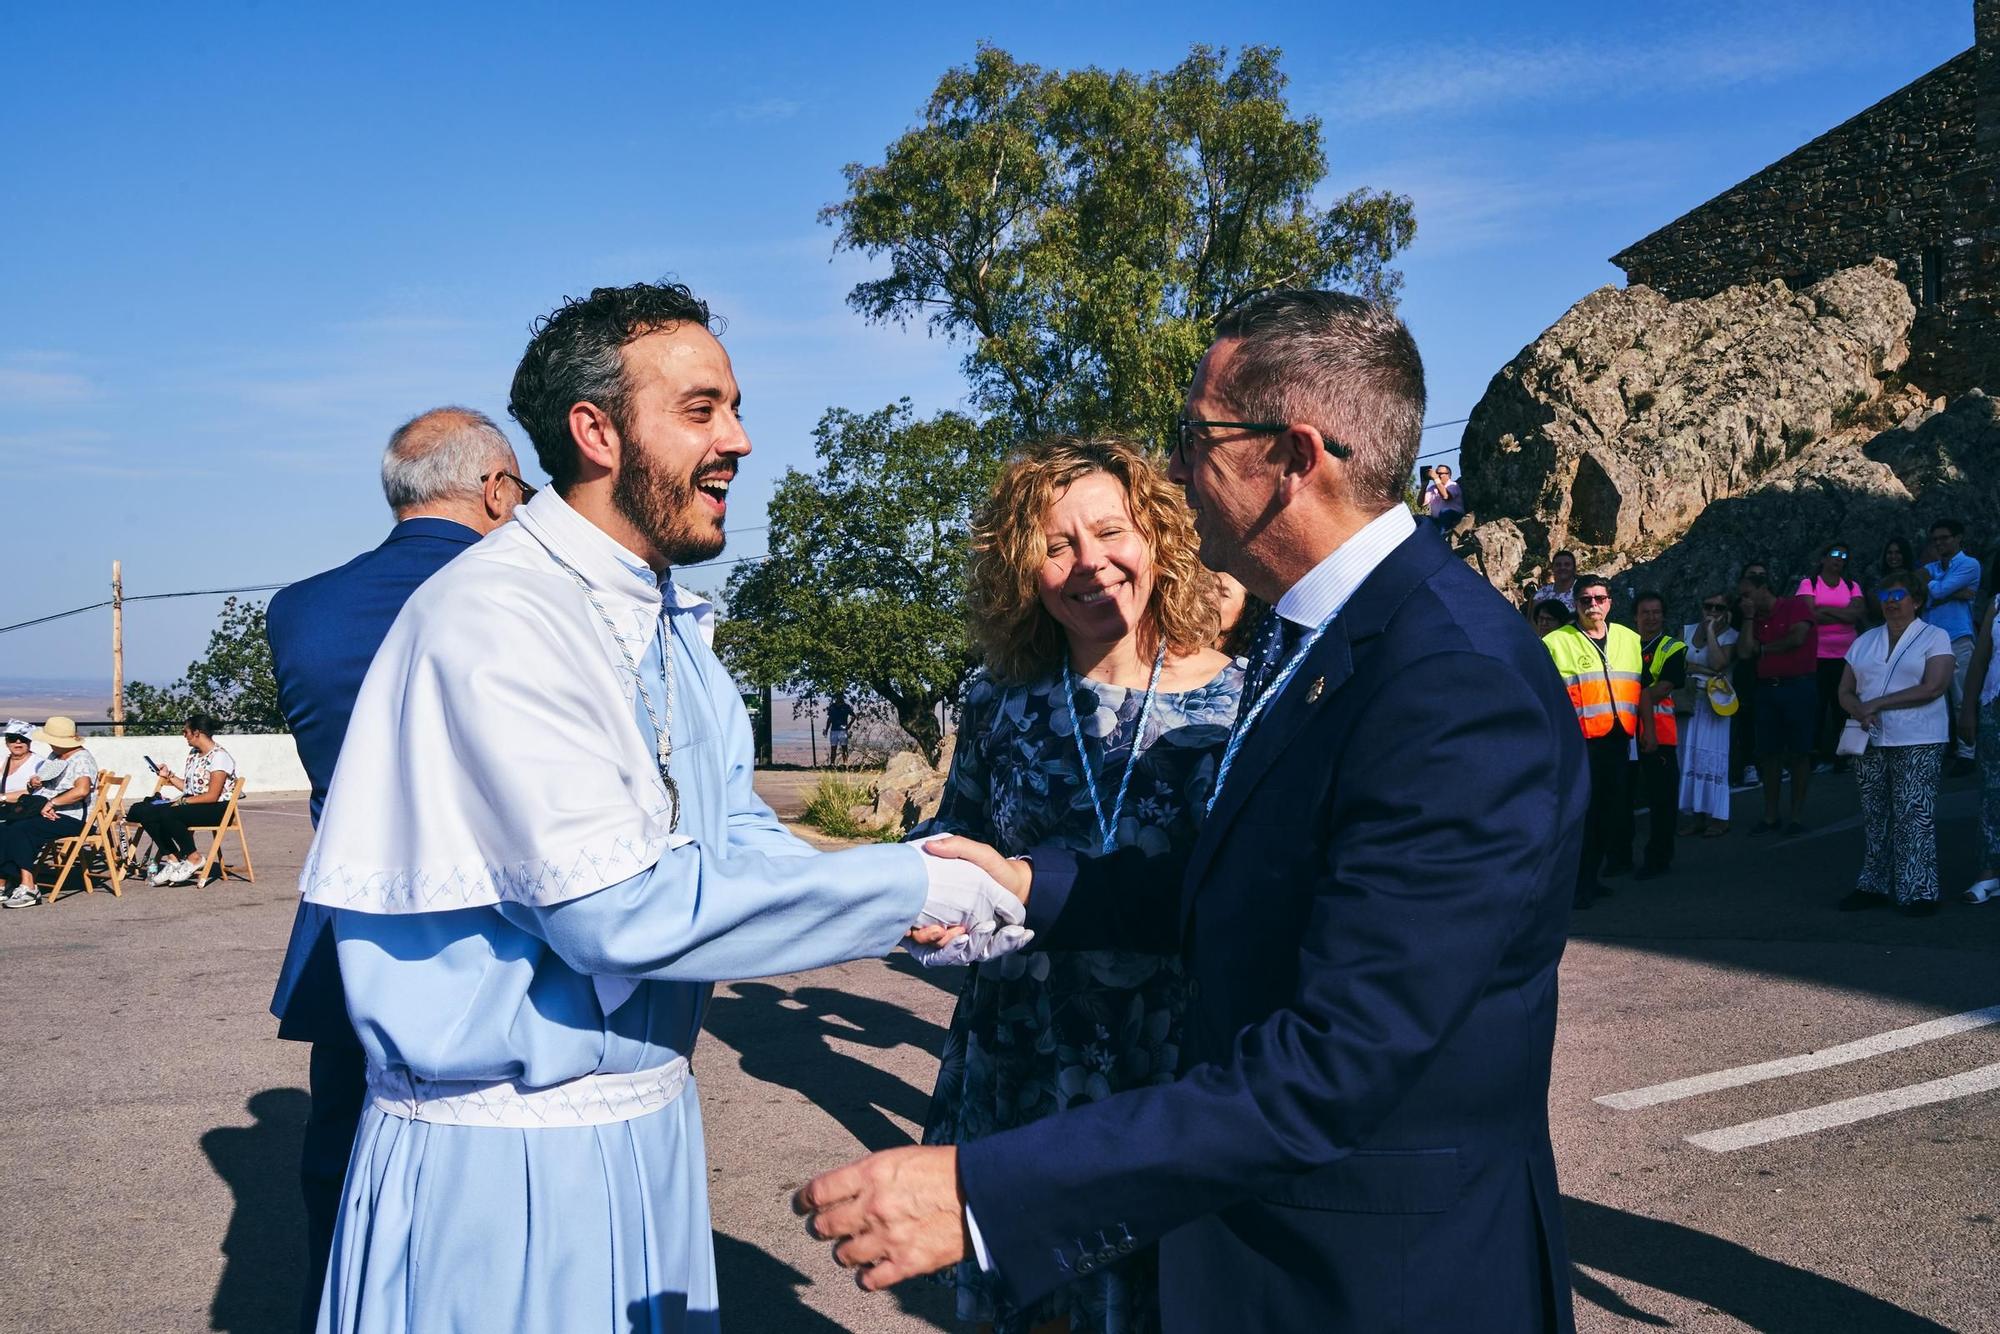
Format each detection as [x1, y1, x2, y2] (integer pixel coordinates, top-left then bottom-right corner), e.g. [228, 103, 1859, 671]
[1679, 592, 1739, 835]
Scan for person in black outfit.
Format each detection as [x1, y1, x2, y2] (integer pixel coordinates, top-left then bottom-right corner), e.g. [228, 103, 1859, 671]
[1634, 592, 1687, 880]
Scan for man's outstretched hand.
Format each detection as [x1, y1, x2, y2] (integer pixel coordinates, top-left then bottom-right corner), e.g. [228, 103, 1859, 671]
[793, 1146, 970, 1291]
[920, 834, 1031, 905]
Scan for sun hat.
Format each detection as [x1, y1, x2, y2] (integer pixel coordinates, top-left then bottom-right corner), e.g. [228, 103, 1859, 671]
[32, 716, 83, 749]
[1705, 675, 1740, 717]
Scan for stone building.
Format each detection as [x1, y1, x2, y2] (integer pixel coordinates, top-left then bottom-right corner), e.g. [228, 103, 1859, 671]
[1611, 0, 1998, 393]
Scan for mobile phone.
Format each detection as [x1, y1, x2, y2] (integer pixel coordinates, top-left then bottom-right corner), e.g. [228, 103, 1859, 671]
[144, 756, 159, 773]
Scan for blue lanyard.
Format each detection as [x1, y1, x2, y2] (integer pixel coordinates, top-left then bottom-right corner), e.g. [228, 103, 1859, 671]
[1206, 612, 1334, 814]
[1062, 646, 1166, 853]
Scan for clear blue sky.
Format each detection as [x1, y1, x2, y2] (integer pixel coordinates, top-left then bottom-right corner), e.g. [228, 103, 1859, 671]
[2, 0, 1975, 688]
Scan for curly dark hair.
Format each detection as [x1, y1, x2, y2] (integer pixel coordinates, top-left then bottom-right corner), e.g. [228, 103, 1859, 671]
[507, 281, 719, 493]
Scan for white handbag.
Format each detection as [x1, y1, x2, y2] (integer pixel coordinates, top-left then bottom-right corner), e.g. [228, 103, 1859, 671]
[1837, 719, 1871, 757]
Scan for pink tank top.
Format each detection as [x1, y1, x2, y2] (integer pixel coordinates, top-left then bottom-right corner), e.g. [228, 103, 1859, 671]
[1797, 576, 1860, 659]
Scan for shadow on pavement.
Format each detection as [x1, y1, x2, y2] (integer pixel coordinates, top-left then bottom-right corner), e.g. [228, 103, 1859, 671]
[201, 1087, 309, 1334]
[883, 948, 968, 997]
[704, 982, 946, 1152]
[713, 1232, 955, 1332]
[1564, 1196, 1952, 1332]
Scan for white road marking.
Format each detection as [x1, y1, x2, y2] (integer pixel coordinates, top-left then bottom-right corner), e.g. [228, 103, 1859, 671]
[1595, 1005, 2000, 1109]
[1687, 1062, 2000, 1152]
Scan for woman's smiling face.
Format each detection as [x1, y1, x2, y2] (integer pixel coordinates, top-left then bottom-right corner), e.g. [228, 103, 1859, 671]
[1035, 470, 1155, 654]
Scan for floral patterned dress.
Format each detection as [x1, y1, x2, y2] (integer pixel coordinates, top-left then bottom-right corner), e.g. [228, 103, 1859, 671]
[918, 661, 1244, 1334]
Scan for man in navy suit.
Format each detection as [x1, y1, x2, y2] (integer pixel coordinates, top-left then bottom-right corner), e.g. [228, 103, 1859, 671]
[799, 292, 1588, 1331]
[265, 406, 528, 1329]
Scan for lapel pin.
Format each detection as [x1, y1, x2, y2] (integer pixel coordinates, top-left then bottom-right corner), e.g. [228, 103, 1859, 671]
[1305, 677, 1325, 703]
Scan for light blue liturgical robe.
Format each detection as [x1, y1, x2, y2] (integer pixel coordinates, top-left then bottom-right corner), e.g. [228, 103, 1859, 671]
[301, 492, 927, 1333]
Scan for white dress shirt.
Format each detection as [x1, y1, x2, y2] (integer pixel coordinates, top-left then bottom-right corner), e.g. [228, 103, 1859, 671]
[1273, 505, 1418, 631]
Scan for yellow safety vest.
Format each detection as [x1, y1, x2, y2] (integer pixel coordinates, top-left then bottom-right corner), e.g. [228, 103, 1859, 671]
[1547, 624, 1643, 739]
[1640, 633, 1687, 747]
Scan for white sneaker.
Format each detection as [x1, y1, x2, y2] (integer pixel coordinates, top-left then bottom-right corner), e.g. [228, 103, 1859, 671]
[1965, 878, 1999, 905]
[149, 859, 181, 885]
[166, 860, 200, 885]
[3, 886, 37, 909]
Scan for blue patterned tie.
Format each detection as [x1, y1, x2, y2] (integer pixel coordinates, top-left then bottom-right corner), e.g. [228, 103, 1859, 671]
[1243, 612, 1304, 707]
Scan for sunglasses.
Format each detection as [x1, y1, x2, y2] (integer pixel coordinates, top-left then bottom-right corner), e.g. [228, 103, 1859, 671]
[1827, 549, 1848, 559]
[1702, 602, 1729, 612]
[1578, 593, 1612, 606]
[481, 470, 539, 501]
[1878, 588, 1912, 604]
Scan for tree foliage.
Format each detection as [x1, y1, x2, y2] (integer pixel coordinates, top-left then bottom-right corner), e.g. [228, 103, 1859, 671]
[822, 43, 1416, 442]
[716, 402, 1001, 762]
[124, 597, 284, 732]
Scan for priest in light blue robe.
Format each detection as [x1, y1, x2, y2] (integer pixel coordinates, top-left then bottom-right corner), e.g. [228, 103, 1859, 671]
[300, 489, 1021, 1333]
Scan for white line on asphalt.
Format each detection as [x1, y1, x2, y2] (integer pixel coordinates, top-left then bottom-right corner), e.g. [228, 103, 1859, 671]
[1686, 1062, 2000, 1152]
[1595, 1005, 2000, 1109]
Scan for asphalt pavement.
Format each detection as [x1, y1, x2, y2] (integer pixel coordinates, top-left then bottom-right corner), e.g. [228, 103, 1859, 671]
[1, 770, 1994, 1332]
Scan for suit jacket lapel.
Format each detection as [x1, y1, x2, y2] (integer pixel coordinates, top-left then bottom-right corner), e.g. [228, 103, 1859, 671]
[1181, 524, 1455, 914]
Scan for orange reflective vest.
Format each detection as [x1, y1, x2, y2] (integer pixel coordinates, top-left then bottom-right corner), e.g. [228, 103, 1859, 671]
[1640, 632, 1687, 747]
[1546, 624, 1643, 740]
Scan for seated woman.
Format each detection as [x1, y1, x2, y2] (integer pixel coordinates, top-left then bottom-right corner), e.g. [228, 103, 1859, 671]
[919, 436, 1243, 1334]
[0, 717, 101, 909]
[129, 711, 238, 885]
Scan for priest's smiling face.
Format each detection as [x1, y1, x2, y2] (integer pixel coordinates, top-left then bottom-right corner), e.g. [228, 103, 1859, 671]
[610, 323, 750, 568]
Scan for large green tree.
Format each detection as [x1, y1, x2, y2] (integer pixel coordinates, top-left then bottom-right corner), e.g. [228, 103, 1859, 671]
[823, 43, 1416, 442]
[124, 596, 284, 732]
[716, 402, 1001, 762]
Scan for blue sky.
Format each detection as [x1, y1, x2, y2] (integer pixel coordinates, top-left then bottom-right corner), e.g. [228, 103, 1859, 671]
[2, 0, 1976, 687]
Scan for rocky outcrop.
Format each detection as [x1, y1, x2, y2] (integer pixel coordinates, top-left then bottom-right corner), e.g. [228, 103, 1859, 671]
[872, 736, 953, 832]
[1460, 260, 1917, 588]
[1619, 390, 2000, 613]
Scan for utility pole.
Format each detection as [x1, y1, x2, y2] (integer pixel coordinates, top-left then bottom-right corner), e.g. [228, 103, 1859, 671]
[110, 561, 125, 737]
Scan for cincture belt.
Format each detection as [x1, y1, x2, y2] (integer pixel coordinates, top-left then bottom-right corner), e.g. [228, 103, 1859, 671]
[369, 1055, 690, 1129]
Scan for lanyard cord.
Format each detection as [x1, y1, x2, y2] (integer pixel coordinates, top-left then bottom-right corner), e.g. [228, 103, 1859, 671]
[1206, 612, 1335, 815]
[1063, 646, 1166, 854]
[544, 547, 681, 833]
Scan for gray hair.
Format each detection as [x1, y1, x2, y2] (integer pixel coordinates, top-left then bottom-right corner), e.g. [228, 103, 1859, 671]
[380, 407, 517, 511]
[1211, 290, 1426, 510]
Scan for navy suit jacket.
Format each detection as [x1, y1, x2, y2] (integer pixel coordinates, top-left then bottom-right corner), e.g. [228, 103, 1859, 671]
[958, 525, 1588, 1333]
[265, 517, 481, 1044]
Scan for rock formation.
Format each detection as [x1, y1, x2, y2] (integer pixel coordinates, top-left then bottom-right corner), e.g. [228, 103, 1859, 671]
[1619, 390, 2000, 613]
[1460, 259, 1918, 587]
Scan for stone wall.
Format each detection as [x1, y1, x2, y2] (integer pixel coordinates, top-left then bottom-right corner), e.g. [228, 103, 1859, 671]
[1612, 5, 1997, 393]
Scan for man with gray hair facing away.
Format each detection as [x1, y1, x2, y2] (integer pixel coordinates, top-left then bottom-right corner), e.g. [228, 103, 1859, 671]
[266, 405, 528, 1331]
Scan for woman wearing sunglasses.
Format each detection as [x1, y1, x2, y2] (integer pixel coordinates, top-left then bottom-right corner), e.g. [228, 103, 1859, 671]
[1679, 593, 1739, 836]
[1836, 571, 1957, 916]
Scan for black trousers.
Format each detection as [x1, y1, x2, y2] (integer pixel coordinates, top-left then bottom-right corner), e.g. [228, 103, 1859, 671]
[1578, 729, 1634, 890]
[299, 1040, 367, 1333]
[127, 799, 213, 859]
[1638, 744, 1679, 870]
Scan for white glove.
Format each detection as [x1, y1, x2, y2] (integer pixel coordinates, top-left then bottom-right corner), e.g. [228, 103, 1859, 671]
[907, 922, 1035, 968]
[911, 834, 1026, 930]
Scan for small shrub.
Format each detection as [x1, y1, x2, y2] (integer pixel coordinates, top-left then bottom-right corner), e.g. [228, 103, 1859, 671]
[1783, 424, 1816, 450]
[1629, 390, 1657, 414]
[800, 775, 898, 841]
[1831, 389, 1870, 429]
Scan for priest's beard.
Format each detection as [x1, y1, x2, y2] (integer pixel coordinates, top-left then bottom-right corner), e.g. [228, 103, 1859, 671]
[613, 435, 730, 567]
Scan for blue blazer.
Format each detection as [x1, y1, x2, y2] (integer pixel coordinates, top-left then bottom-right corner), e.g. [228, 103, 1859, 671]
[265, 517, 480, 1044]
[958, 525, 1588, 1333]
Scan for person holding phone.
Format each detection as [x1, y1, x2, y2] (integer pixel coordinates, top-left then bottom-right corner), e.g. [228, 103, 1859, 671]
[127, 712, 237, 885]
[1679, 593, 1739, 836]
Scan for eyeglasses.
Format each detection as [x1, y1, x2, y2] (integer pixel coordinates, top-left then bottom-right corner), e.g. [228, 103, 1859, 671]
[1702, 602, 1728, 612]
[1578, 593, 1612, 606]
[1172, 418, 1351, 466]
[1878, 588, 1912, 604]
[1827, 548, 1848, 559]
[482, 470, 539, 501]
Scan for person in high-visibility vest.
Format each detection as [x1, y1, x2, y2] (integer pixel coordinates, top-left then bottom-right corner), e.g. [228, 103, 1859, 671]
[1634, 591, 1688, 880]
[1545, 575, 1643, 906]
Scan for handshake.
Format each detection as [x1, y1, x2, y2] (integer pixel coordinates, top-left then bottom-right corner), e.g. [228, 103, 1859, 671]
[906, 834, 1035, 967]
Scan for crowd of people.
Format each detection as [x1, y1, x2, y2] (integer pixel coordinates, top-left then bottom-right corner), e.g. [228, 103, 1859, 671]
[0, 712, 245, 906]
[1531, 521, 2000, 915]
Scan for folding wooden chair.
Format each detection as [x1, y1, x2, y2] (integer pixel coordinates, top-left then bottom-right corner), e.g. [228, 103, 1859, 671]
[41, 771, 129, 902]
[189, 774, 255, 885]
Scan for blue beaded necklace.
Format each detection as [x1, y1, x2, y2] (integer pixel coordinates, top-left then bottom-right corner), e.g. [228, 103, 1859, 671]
[1062, 644, 1167, 853]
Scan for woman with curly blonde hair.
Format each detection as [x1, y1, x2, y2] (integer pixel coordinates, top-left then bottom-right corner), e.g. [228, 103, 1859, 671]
[919, 436, 1243, 1334]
